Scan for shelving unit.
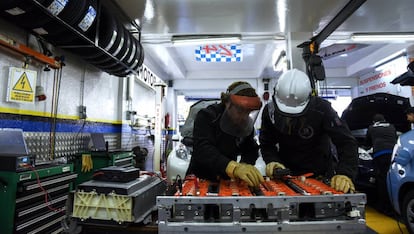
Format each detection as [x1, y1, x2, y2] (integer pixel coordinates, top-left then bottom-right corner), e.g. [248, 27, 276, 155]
[0, 0, 144, 77]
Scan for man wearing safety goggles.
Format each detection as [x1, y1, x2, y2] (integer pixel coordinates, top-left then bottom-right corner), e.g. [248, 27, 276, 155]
[259, 69, 358, 193]
[187, 81, 264, 187]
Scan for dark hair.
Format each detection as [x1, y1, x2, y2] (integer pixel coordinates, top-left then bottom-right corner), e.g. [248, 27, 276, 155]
[220, 81, 257, 103]
[372, 113, 385, 122]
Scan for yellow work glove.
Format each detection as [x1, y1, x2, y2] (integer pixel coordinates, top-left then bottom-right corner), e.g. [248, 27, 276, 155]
[265, 162, 286, 178]
[331, 175, 355, 193]
[88, 154, 93, 171]
[81, 154, 86, 172]
[81, 154, 93, 172]
[226, 161, 264, 187]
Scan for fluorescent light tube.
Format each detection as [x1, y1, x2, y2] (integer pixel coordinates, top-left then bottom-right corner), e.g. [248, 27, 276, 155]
[172, 35, 240, 46]
[351, 33, 414, 42]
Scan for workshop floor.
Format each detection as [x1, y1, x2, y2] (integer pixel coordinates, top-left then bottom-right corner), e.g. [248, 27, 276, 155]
[366, 206, 409, 234]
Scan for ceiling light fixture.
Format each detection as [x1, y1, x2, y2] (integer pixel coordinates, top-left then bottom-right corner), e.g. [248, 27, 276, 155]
[351, 33, 414, 42]
[172, 34, 241, 46]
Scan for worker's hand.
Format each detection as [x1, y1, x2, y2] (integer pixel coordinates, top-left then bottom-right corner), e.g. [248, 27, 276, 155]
[226, 161, 264, 187]
[265, 161, 286, 178]
[331, 175, 355, 193]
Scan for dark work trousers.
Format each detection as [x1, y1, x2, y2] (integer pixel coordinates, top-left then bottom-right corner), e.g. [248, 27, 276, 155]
[373, 153, 392, 214]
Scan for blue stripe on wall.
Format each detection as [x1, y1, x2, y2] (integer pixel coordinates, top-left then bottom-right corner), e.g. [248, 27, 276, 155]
[0, 118, 123, 133]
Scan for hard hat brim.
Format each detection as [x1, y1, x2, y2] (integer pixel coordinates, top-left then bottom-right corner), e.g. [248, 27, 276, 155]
[275, 97, 309, 115]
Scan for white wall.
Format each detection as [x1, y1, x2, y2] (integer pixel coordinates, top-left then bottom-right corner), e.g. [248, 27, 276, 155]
[0, 18, 159, 126]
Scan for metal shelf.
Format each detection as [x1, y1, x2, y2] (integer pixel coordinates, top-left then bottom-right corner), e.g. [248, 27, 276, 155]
[28, 0, 142, 77]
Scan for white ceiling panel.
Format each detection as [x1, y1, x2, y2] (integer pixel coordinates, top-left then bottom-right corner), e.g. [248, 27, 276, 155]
[112, 0, 414, 96]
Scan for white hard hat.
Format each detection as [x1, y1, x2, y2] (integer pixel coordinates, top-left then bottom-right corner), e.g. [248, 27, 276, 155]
[274, 69, 312, 115]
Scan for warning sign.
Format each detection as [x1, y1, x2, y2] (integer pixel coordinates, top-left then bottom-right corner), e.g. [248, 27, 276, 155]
[13, 72, 33, 92]
[7, 67, 37, 103]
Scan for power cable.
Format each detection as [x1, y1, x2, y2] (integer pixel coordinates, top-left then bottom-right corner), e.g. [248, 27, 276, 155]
[48, 65, 63, 160]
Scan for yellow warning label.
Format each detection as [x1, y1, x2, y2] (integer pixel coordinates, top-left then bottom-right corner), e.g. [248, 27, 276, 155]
[10, 92, 34, 101]
[12, 72, 33, 92]
[7, 67, 37, 103]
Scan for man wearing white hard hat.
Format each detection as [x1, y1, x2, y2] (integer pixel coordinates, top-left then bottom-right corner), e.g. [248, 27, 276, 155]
[259, 69, 358, 193]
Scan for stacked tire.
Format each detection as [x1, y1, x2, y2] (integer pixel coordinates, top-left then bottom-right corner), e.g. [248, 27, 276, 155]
[0, 0, 144, 77]
[40, 0, 98, 45]
[0, 0, 97, 44]
[67, 5, 144, 77]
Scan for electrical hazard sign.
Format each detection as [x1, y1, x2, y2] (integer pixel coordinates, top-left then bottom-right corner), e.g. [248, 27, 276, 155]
[7, 67, 37, 103]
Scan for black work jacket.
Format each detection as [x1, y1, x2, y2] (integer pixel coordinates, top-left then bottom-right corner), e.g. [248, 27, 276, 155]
[187, 103, 259, 181]
[259, 97, 358, 179]
[365, 121, 397, 155]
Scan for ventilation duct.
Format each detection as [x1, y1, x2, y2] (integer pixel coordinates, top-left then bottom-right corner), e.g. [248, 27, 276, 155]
[0, 0, 143, 77]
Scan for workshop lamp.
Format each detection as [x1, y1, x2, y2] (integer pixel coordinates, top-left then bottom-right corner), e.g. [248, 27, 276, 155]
[351, 33, 414, 42]
[172, 34, 241, 45]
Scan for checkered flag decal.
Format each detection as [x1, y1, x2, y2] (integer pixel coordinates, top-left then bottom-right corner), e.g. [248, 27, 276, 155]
[195, 44, 242, 62]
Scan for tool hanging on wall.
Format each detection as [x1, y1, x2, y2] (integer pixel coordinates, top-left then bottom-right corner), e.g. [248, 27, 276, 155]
[48, 65, 63, 160]
[0, 33, 61, 69]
